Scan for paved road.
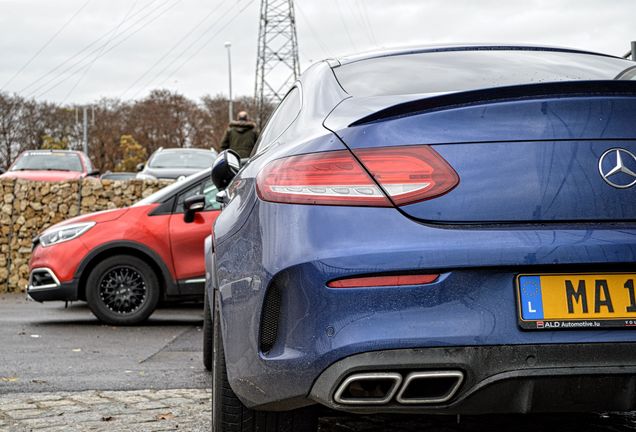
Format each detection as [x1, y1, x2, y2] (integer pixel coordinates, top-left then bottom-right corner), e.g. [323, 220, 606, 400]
[0, 293, 210, 394]
[2, 292, 636, 431]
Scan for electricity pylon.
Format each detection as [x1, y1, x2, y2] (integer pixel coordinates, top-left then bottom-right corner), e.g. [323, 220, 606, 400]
[254, 0, 300, 125]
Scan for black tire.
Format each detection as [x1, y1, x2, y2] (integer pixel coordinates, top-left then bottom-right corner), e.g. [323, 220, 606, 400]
[203, 289, 213, 371]
[211, 291, 318, 432]
[85, 255, 160, 325]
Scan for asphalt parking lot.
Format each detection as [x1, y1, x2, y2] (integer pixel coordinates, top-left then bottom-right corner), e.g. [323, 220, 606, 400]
[0, 293, 210, 394]
[2, 292, 636, 432]
[0, 292, 212, 431]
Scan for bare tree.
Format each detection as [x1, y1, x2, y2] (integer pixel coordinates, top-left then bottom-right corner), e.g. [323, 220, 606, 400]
[0, 90, 274, 171]
[0, 93, 22, 168]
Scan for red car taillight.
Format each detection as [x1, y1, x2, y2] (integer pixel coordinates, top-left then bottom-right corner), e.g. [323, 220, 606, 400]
[256, 150, 392, 206]
[328, 274, 439, 288]
[353, 145, 459, 206]
[256, 145, 458, 207]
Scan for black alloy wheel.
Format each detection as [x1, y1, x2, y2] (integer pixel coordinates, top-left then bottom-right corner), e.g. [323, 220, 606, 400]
[99, 266, 146, 314]
[86, 255, 160, 325]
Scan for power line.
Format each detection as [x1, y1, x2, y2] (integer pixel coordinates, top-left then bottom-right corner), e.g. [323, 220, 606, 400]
[19, 0, 167, 96]
[33, 0, 178, 99]
[156, 0, 257, 90]
[295, 1, 331, 59]
[81, 0, 182, 62]
[61, 0, 142, 104]
[341, 0, 371, 47]
[356, 0, 378, 47]
[333, 0, 357, 52]
[19, 0, 164, 95]
[0, 0, 92, 91]
[142, 0, 256, 96]
[121, 0, 226, 99]
[351, 0, 377, 47]
[32, 0, 181, 99]
[33, 64, 89, 100]
[130, 0, 242, 98]
[340, 0, 376, 49]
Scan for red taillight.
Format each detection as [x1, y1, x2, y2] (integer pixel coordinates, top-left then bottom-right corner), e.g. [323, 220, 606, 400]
[256, 150, 392, 206]
[328, 274, 439, 288]
[354, 145, 459, 206]
[256, 145, 458, 207]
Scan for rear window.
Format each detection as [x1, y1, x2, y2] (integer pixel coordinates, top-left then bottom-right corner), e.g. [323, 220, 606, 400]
[255, 87, 301, 154]
[334, 49, 636, 97]
[148, 151, 216, 169]
[11, 152, 83, 172]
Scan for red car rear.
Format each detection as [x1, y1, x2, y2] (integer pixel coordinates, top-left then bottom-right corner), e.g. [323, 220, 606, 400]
[27, 169, 219, 325]
[1, 150, 97, 181]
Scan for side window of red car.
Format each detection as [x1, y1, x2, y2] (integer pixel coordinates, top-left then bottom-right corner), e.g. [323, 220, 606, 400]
[175, 179, 221, 213]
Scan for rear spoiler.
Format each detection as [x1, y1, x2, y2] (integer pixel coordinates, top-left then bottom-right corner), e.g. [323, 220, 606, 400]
[350, 80, 636, 127]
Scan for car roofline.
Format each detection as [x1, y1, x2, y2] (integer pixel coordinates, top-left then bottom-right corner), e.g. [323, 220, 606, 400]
[152, 148, 216, 153]
[23, 150, 83, 154]
[327, 43, 623, 67]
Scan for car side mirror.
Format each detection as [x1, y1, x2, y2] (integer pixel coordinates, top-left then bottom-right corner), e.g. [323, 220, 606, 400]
[184, 194, 206, 223]
[136, 163, 145, 172]
[211, 150, 241, 190]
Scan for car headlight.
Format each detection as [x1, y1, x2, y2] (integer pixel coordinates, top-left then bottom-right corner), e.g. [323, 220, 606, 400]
[39, 222, 96, 247]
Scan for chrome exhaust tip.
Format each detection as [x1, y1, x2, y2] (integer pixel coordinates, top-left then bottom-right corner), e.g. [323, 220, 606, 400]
[333, 372, 402, 405]
[396, 370, 464, 404]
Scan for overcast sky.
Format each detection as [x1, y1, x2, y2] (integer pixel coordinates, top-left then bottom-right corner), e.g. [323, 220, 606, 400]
[0, 0, 634, 105]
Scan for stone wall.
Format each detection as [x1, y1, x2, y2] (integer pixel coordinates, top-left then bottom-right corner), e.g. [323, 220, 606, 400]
[0, 178, 172, 293]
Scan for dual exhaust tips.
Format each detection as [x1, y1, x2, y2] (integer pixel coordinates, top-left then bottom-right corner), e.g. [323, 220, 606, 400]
[333, 371, 464, 405]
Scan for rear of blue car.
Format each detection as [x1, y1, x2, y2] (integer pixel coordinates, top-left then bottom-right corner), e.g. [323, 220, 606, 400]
[210, 46, 636, 430]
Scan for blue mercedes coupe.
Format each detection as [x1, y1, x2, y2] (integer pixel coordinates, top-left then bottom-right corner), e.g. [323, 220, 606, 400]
[205, 45, 636, 431]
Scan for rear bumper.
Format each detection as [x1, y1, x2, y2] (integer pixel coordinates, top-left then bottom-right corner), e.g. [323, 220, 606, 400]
[225, 267, 636, 411]
[309, 343, 636, 414]
[214, 200, 636, 411]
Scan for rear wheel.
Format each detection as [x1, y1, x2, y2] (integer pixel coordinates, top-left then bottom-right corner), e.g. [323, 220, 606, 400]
[86, 255, 160, 325]
[211, 290, 318, 432]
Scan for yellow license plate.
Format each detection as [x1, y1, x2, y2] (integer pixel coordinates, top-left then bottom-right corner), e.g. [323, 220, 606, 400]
[517, 273, 636, 330]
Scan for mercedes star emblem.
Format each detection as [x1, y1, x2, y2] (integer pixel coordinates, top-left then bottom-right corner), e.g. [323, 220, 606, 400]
[598, 148, 636, 189]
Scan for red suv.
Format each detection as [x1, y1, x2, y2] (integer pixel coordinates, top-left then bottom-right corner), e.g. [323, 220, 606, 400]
[27, 169, 219, 325]
[1, 150, 98, 181]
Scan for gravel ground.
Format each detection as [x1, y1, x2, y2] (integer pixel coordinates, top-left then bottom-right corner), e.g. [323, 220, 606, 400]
[5, 390, 636, 432]
[0, 389, 211, 432]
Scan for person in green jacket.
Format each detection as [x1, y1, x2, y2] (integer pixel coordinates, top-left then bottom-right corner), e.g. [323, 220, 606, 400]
[220, 111, 259, 158]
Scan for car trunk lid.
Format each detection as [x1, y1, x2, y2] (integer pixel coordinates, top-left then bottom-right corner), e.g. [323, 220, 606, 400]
[328, 82, 636, 223]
